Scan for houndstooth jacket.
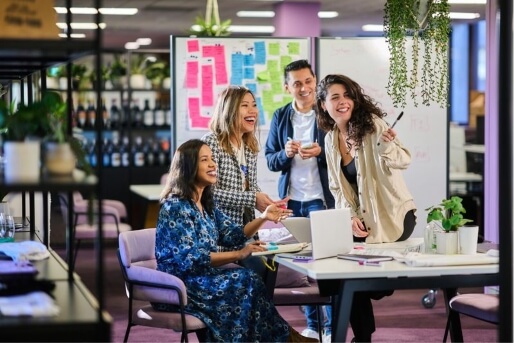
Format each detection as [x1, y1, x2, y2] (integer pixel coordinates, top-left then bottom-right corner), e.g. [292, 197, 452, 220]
[202, 133, 261, 231]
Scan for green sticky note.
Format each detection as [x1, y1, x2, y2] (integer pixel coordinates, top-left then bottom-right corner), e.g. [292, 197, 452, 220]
[268, 60, 279, 71]
[288, 42, 300, 55]
[268, 42, 280, 56]
[281, 56, 293, 70]
[257, 70, 270, 82]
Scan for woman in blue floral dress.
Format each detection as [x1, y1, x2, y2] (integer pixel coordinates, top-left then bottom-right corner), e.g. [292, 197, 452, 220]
[153, 139, 315, 342]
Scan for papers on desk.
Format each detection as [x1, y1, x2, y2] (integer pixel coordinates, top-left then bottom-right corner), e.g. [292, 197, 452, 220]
[0, 241, 50, 261]
[0, 291, 59, 317]
[396, 252, 499, 267]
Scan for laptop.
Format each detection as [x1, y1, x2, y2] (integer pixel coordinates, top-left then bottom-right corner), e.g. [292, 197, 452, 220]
[278, 208, 354, 260]
[281, 217, 312, 243]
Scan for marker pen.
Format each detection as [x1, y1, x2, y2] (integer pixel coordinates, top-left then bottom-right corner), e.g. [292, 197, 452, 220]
[358, 260, 382, 267]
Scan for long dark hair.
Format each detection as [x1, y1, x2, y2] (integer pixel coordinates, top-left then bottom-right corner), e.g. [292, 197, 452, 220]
[160, 139, 215, 214]
[316, 74, 386, 147]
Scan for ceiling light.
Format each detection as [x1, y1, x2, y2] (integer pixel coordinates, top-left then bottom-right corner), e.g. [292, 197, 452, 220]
[136, 38, 152, 46]
[318, 11, 339, 19]
[100, 8, 138, 15]
[125, 42, 139, 50]
[237, 11, 275, 18]
[56, 22, 106, 30]
[362, 24, 384, 32]
[236, 10, 338, 19]
[228, 25, 275, 33]
[448, 0, 486, 4]
[58, 33, 86, 38]
[449, 12, 481, 19]
[190, 25, 275, 34]
[54, 7, 138, 15]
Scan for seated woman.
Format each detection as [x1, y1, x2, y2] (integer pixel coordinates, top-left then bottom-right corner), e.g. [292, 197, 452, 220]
[153, 139, 316, 342]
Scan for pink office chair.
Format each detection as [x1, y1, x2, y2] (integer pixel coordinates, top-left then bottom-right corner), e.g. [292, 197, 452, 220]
[118, 228, 207, 343]
[73, 191, 128, 224]
[443, 293, 499, 342]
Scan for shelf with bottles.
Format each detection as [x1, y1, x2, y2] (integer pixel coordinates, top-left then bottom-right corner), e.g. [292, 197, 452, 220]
[72, 91, 171, 132]
[80, 130, 171, 169]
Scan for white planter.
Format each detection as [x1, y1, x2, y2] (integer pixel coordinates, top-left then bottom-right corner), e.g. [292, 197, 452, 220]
[436, 230, 459, 255]
[3, 141, 41, 183]
[162, 77, 171, 89]
[130, 74, 147, 89]
[458, 225, 479, 255]
[44, 142, 76, 176]
[59, 77, 68, 89]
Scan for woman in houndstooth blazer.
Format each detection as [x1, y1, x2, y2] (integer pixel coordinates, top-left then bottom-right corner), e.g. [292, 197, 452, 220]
[202, 85, 286, 276]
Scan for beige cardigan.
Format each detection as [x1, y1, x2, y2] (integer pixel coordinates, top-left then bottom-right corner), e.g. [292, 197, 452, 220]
[325, 115, 417, 243]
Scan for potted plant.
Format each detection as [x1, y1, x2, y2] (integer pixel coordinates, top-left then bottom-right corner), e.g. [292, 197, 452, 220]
[42, 92, 92, 176]
[383, 0, 450, 108]
[189, 0, 231, 37]
[145, 59, 167, 89]
[129, 54, 150, 89]
[71, 64, 89, 90]
[0, 92, 92, 181]
[426, 196, 473, 254]
[108, 54, 127, 89]
[87, 66, 109, 90]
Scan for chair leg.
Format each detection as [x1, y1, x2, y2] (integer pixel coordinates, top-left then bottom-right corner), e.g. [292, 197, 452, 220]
[71, 239, 82, 272]
[123, 323, 132, 343]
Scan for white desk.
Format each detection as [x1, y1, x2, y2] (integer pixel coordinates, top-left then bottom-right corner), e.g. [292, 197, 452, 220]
[463, 144, 485, 154]
[275, 255, 499, 342]
[449, 172, 482, 183]
[130, 184, 162, 228]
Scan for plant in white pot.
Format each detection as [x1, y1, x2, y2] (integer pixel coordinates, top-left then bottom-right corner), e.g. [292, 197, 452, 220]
[0, 92, 92, 181]
[41, 92, 92, 176]
[426, 196, 473, 254]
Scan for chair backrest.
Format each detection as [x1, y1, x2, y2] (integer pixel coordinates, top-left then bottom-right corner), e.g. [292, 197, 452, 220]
[118, 228, 188, 305]
[160, 173, 168, 185]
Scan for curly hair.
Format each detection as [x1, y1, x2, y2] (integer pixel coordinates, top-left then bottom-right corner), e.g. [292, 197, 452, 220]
[316, 74, 387, 147]
[160, 139, 215, 215]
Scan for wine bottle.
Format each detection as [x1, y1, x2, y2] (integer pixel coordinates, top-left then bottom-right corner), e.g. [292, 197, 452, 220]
[143, 99, 154, 127]
[110, 98, 120, 129]
[86, 99, 96, 129]
[120, 136, 130, 167]
[132, 136, 145, 167]
[154, 100, 165, 127]
[76, 102, 87, 128]
[110, 133, 121, 167]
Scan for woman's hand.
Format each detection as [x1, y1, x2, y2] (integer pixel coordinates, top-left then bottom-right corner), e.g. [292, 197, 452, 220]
[381, 128, 397, 143]
[256, 192, 274, 212]
[351, 216, 369, 238]
[260, 204, 293, 223]
[239, 241, 267, 259]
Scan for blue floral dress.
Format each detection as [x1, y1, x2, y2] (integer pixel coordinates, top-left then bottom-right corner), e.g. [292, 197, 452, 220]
[153, 195, 290, 342]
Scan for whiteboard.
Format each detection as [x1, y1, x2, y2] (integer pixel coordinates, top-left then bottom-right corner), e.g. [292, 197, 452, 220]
[171, 36, 310, 199]
[316, 37, 448, 237]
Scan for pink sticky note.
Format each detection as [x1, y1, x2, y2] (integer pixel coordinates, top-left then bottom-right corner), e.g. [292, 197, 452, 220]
[187, 97, 210, 129]
[187, 40, 199, 53]
[185, 61, 199, 89]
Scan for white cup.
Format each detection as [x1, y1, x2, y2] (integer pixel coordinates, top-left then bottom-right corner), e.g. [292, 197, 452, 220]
[458, 225, 479, 255]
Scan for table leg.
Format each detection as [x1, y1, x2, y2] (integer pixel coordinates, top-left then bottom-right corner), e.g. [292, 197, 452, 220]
[443, 288, 463, 342]
[333, 280, 355, 343]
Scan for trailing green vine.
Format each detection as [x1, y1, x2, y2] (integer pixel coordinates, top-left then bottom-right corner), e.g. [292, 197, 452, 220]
[384, 0, 450, 108]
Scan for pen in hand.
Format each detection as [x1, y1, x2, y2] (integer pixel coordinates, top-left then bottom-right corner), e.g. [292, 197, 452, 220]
[389, 111, 404, 129]
[378, 111, 404, 146]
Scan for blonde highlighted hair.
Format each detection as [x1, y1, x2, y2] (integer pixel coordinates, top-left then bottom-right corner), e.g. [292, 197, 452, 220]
[208, 85, 260, 154]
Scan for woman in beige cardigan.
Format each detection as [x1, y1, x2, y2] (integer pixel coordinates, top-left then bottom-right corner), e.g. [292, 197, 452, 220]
[316, 74, 417, 342]
[316, 74, 416, 244]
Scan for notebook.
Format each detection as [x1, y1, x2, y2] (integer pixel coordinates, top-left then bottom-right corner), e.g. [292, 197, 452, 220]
[337, 254, 393, 263]
[277, 208, 354, 260]
[251, 242, 308, 256]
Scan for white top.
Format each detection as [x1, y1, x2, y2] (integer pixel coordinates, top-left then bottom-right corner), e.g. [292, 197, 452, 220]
[289, 104, 324, 202]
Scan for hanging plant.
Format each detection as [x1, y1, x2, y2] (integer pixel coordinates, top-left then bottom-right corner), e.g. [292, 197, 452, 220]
[189, 0, 231, 37]
[384, 0, 451, 108]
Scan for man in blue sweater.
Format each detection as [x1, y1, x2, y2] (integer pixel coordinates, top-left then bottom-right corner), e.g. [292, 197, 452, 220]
[265, 59, 335, 343]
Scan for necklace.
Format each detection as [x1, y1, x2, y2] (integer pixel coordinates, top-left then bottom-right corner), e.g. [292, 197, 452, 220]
[339, 131, 352, 156]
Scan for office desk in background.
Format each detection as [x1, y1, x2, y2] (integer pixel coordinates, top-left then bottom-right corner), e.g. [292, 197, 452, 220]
[275, 255, 499, 342]
[463, 144, 485, 154]
[130, 184, 162, 229]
